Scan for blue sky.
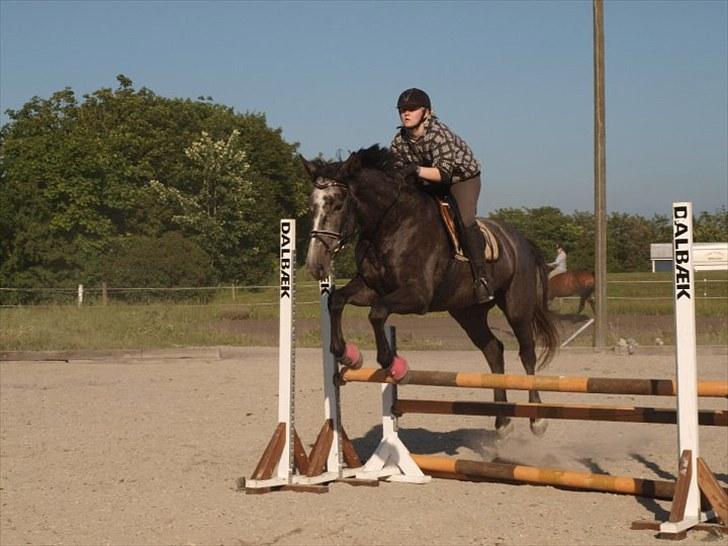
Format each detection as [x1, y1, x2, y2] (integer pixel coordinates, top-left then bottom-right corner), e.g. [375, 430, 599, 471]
[1, 0, 726, 217]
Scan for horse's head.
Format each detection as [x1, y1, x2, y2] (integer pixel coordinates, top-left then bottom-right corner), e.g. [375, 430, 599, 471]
[301, 156, 357, 280]
[302, 145, 406, 280]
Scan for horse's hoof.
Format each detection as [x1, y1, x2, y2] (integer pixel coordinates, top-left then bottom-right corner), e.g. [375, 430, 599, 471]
[386, 356, 409, 383]
[339, 343, 363, 369]
[496, 420, 514, 441]
[530, 418, 548, 437]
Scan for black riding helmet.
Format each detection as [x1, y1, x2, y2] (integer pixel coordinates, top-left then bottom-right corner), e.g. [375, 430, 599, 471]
[396, 88, 431, 110]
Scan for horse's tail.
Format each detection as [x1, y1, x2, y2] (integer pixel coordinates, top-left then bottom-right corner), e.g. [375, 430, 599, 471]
[529, 241, 560, 369]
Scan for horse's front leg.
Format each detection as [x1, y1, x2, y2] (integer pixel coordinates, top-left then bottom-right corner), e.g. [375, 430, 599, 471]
[329, 276, 377, 367]
[368, 289, 429, 381]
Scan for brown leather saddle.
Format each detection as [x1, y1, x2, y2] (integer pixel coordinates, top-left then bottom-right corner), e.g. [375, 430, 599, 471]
[435, 197, 499, 262]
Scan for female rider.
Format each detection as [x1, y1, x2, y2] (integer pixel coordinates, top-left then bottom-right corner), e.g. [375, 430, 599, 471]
[390, 88, 493, 303]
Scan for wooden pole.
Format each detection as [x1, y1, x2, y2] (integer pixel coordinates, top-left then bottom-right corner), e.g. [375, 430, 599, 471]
[394, 399, 728, 426]
[413, 454, 677, 500]
[340, 368, 728, 398]
[593, 0, 608, 350]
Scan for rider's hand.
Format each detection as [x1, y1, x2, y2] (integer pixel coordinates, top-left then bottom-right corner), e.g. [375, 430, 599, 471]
[400, 162, 420, 179]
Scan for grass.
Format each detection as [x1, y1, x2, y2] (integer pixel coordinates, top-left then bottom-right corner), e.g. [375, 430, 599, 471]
[1, 270, 726, 352]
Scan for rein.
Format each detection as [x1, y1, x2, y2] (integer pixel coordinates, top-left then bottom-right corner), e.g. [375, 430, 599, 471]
[354, 170, 405, 269]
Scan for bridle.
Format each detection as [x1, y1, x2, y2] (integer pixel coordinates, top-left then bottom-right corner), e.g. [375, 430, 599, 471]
[309, 178, 355, 256]
[309, 167, 406, 264]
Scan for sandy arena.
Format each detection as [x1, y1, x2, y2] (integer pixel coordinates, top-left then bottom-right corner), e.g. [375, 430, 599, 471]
[1, 346, 727, 545]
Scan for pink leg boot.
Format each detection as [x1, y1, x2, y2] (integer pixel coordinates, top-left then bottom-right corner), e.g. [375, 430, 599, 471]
[339, 343, 363, 369]
[387, 355, 409, 382]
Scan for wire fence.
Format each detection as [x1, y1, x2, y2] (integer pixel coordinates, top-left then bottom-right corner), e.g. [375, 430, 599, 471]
[1, 278, 727, 308]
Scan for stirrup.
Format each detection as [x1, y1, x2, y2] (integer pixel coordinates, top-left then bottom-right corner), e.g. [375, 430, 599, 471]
[474, 278, 494, 303]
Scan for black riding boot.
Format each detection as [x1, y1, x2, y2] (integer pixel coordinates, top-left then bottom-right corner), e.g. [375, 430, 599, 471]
[463, 223, 494, 303]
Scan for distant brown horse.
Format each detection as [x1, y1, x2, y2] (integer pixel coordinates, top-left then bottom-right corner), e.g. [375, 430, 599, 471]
[548, 270, 595, 314]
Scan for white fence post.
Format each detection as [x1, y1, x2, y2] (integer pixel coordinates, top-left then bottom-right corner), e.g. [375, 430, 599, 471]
[77, 284, 83, 307]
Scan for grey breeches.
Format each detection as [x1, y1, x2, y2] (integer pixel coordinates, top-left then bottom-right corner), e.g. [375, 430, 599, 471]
[450, 174, 481, 227]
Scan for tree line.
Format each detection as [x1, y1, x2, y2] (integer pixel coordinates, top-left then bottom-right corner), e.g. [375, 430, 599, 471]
[1, 76, 311, 303]
[331, 205, 727, 279]
[2, 76, 726, 302]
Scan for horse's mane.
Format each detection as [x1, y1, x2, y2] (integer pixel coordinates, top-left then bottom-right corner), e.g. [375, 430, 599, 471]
[354, 144, 397, 176]
[309, 158, 343, 179]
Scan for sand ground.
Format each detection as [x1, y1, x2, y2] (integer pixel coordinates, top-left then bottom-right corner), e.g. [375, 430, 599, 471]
[1, 346, 727, 545]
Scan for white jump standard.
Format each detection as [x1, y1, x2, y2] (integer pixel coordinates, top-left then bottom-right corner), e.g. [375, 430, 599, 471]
[244, 219, 361, 493]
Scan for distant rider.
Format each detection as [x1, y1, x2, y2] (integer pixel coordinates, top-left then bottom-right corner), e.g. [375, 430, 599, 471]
[390, 88, 493, 303]
[548, 244, 567, 279]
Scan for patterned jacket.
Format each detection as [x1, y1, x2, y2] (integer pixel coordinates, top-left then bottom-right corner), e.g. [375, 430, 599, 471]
[390, 116, 481, 184]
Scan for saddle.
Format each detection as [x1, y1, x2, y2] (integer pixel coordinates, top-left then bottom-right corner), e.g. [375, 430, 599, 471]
[436, 197, 499, 262]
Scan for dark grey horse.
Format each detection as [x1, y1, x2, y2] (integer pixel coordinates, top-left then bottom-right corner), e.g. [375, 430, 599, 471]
[302, 145, 559, 437]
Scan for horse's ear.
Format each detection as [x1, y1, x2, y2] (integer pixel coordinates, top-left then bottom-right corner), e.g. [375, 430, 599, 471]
[299, 155, 317, 179]
[339, 151, 361, 180]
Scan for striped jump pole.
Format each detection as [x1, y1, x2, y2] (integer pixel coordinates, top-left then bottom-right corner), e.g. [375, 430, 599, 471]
[394, 399, 728, 427]
[412, 455, 728, 501]
[413, 454, 679, 500]
[340, 368, 728, 398]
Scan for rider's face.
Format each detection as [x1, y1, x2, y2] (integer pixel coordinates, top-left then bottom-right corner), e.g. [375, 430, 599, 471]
[399, 106, 427, 129]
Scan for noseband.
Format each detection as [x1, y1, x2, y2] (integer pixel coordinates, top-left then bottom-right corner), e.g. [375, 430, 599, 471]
[309, 179, 352, 255]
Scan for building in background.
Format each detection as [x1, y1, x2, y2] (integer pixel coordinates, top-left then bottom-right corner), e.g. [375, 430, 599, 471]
[650, 242, 728, 272]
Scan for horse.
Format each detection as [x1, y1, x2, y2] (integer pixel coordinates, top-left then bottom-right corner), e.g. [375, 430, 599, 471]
[302, 144, 559, 438]
[548, 270, 595, 314]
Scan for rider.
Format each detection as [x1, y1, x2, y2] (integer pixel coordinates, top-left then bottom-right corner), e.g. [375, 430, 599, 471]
[390, 87, 493, 303]
[548, 243, 568, 279]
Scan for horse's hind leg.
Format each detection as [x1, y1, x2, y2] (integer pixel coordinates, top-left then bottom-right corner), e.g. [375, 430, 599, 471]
[448, 307, 513, 439]
[506, 316, 548, 437]
[579, 289, 595, 314]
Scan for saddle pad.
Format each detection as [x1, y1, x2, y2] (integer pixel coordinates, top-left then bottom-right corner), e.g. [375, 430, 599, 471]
[477, 219, 500, 262]
[436, 198, 499, 262]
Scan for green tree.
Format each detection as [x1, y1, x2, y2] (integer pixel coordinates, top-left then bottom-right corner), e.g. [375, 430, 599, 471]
[150, 130, 264, 281]
[694, 208, 728, 242]
[1, 75, 309, 294]
[94, 232, 215, 302]
[489, 206, 582, 266]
